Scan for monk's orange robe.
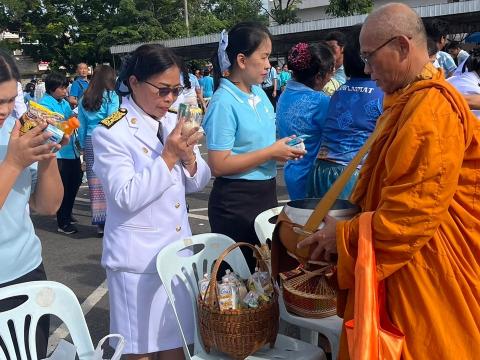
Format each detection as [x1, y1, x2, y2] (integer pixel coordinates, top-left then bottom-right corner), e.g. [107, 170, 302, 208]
[336, 63, 480, 359]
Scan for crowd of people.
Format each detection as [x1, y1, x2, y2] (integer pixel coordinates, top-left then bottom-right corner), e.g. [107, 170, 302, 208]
[1, 2, 480, 359]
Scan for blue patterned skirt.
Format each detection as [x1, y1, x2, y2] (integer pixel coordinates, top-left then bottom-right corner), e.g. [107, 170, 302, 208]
[85, 135, 106, 225]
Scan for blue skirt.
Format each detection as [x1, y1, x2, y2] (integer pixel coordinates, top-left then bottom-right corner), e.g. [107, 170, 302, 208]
[306, 159, 359, 200]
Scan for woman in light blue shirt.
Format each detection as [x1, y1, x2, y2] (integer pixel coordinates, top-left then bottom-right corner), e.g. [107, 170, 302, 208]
[277, 42, 334, 200]
[0, 49, 65, 359]
[78, 65, 119, 235]
[203, 22, 305, 270]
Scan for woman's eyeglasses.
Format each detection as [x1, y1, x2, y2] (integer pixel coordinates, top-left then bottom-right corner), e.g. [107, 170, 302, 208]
[144, 81, 184, 97]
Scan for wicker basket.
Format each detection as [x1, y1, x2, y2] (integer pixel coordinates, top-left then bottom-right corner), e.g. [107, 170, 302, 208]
[280, 265, 337, 318]
[198, 242, 279, 360]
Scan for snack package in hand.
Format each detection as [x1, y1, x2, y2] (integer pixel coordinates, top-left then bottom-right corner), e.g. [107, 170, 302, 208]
[20, 101, 66, 146]
[177, 103, 204, 134]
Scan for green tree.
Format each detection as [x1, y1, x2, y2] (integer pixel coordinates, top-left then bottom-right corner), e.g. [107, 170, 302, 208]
[326, 0, 373, 18]
[0, 0, 269, 69]
[265, 0, 302, 25]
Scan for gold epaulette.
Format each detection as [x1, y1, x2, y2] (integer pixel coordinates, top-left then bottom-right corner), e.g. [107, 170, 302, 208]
[100, 108, 128, 129]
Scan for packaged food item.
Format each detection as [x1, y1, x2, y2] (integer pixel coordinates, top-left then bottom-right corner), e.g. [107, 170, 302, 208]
[218, 279, 234, 311]
[20, 101, 62, 133]
[222, 270, 248, 300]
[286, 137, 306, 151]
[243, 291, 260, 309]
[198, 273, 211, 300]
[177, 103, 203, 133]
[248, 268, 273, 297]
[19, 101, 78, 147]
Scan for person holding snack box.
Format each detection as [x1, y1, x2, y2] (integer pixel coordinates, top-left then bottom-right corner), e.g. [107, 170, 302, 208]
[39, 72, 83, 235]
[203, 22, 306, 271]
[92, 44, 211, 360]
[0, 49, 66, 359]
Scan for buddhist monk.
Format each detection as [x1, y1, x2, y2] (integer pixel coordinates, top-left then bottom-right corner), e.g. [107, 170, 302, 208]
[298, 3, 480, 359]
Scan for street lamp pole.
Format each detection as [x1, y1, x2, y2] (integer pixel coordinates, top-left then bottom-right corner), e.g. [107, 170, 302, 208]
[184, 0, 190, 37]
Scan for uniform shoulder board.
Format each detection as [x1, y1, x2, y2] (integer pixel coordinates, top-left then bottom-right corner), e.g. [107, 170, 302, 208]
[100, 108, 128, 129]
[167, 108, 177, 114]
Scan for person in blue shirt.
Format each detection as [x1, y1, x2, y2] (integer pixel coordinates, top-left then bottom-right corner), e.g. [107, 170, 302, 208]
[24, 82, 35, 104]
[200, 68, 214, 99]
[40, 72, 83, 235]
[277, 42, 334, 200]
[0, 49, 65, 359]
[78, 65, 119, 235]
[68, 62, 89, 108]
[307, 25, 384, 200]
[204, 22, 305, 270]
[279, 64, 292, 91]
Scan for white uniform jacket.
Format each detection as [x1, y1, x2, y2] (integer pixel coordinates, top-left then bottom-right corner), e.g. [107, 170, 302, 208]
[92, 96, 211, 273]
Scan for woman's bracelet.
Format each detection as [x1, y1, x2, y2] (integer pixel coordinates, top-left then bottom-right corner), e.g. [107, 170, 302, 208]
[181, 155, 196, 167]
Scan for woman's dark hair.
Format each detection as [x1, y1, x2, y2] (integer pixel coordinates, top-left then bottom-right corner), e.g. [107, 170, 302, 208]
[117, 44, 182, 95]
[212, 21, 272, 89]
[287, 42, 334, 89]
[182, 63, 192, 89]
[427, 37, 438, 57]
[82, 65, 116, 112]
[324, 31, 346, 47]
[25, 82, 35, 97]
[45, 72, 69, 94]
[343, 25, 369, 78]
[464, 48, 480, 73]
[0, 49, 20, 84]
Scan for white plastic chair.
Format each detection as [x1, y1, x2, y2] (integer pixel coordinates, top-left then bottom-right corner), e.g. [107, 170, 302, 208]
[156, 233, 326, 360]
[254, 207, 343, 360]
[254, 206, 283, 246]
[0, 281, 95, 359]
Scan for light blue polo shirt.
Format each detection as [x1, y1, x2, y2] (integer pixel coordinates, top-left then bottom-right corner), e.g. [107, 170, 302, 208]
[203, 78, 277, 180]
[0, 116, 42, 283]
[39, 94, 79, 159]
[78, 90, 119, 148]
[70, 78, 89, 98]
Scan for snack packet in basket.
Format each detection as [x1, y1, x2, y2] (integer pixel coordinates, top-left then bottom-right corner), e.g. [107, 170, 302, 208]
[222, 270, 248, 300]
[218, 279, 240, 311]
[198, 273, 210, 300]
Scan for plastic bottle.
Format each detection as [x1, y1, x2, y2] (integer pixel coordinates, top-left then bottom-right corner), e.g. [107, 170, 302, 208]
[55, 117, 80, 135]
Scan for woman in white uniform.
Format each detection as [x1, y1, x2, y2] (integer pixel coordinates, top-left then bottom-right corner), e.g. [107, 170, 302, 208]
[92, 44, 211, 360]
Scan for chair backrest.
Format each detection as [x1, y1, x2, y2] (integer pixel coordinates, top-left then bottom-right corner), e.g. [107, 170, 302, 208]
[156, 233, 251, 358]
[0, 281, 95, 360]
[254, 206, 284, 245]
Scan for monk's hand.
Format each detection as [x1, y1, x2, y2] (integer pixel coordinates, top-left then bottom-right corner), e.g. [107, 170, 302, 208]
[297, 215, 338, 262]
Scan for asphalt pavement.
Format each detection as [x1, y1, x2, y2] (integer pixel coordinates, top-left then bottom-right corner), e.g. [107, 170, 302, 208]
[31, 149, 290, 357]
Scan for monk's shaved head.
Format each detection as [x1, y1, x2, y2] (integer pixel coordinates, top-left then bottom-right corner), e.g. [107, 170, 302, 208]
[362, 3, 427, 46]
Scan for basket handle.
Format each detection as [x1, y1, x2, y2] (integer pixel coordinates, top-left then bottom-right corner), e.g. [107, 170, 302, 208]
[205, 242, 269, 307]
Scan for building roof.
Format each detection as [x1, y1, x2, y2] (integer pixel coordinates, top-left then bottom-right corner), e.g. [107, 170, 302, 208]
[110, 0, 480, 58]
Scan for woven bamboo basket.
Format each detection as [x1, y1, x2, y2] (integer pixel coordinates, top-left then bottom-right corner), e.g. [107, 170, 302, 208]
[198, 242, 279, 360]
[280, 265, 337, 318]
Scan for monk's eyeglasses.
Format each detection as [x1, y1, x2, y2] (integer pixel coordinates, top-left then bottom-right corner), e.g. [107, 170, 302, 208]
[360, 36, 410, 64]
[144, 81, 184, 97]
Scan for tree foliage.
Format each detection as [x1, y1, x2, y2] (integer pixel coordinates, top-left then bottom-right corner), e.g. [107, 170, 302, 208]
[326, 0, 373, 18]
[265, 0, 302, 25]
[0, 0, 267, 71]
